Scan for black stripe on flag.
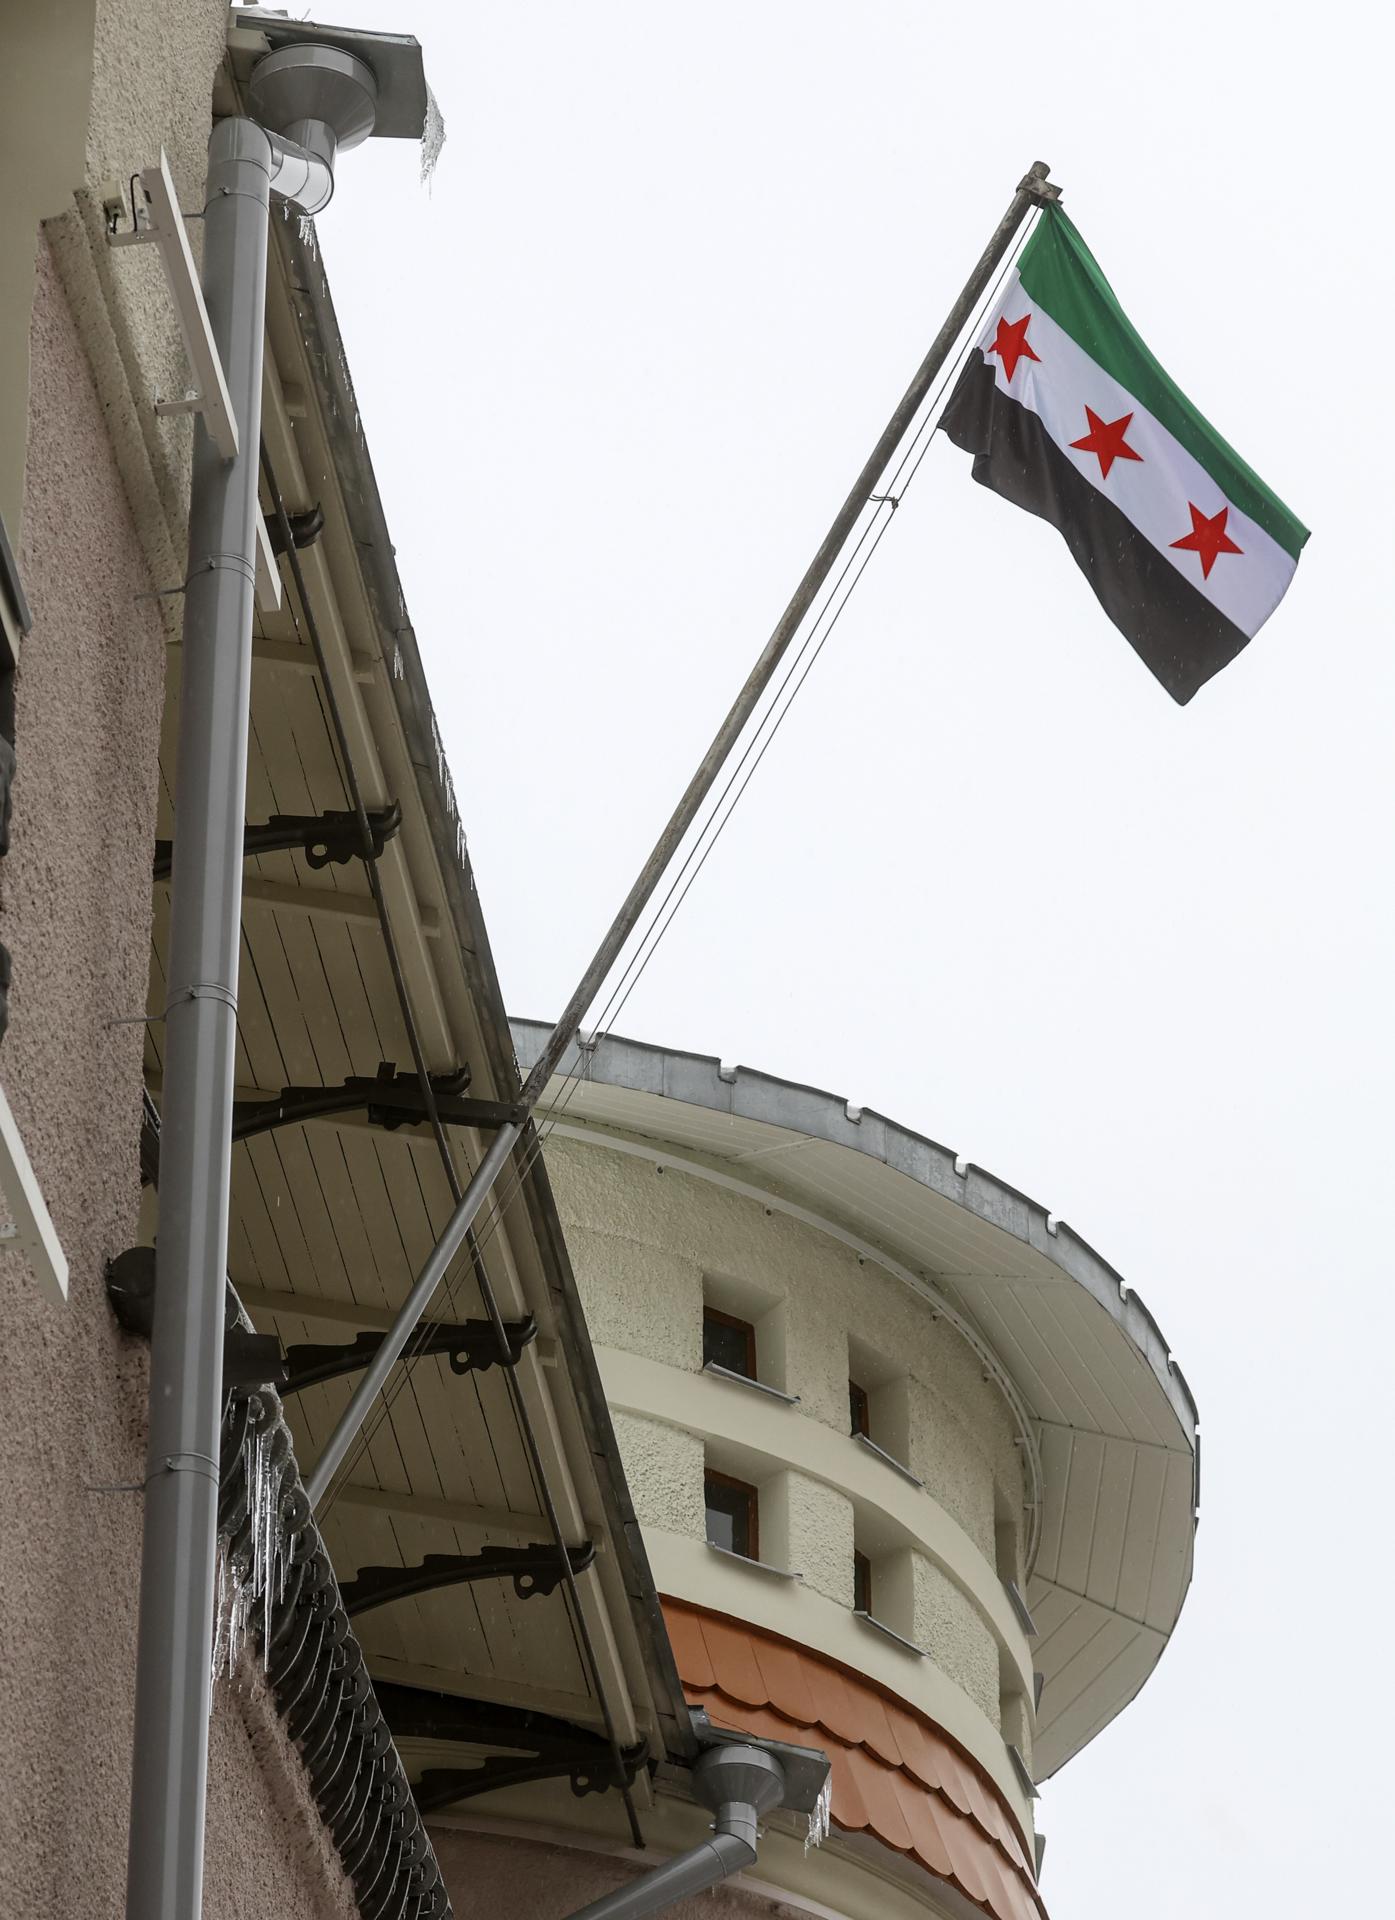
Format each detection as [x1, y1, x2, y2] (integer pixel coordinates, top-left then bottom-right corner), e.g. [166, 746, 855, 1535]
[942, 355, 1253, 704]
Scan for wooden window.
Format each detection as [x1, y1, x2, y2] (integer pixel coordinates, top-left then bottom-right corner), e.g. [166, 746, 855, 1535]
[705, 1469, 759, 1560]
[848, 1378, 870, 1437]
[704, 1305, 757, 1380]
[853, 1549, 873, 1615]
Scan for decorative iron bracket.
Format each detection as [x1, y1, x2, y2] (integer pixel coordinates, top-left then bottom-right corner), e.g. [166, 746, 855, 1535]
[283, 1313, 536, 1397]
[232, 1061, 523, 1144]
[153, 801, 402, 881]
[376, 1684, 648, 1815]
[106, 1246, 288, 1397]
[340, 1542, 595, 1617]
[266, 501, 325, 556]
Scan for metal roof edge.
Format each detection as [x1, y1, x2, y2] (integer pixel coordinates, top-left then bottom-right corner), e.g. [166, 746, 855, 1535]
[510, 1020, 1199, 1453]
[273, 214, 692, 1761]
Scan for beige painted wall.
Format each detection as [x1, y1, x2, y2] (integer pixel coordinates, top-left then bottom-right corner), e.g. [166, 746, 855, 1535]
[544, 1135, 1034, 1781]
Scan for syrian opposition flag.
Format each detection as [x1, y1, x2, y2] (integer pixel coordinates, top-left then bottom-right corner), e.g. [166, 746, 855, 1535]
[941, 206, 1308, 703]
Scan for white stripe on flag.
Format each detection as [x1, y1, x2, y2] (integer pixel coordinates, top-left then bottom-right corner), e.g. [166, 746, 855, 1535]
[974, 275, 1295, 638]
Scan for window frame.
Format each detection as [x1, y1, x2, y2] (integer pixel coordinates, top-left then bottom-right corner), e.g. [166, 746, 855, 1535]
[848, 1377, 870, 1438]
[703, 1304, 758, 1381]
[853, 1547, 873, 1616]
[704, 1466, 760, 1562]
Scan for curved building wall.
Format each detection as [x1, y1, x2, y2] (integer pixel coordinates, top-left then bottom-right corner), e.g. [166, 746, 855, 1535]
[544, 1132, 1038, 1831]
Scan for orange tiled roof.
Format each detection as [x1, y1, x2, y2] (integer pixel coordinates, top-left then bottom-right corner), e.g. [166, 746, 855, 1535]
[662, 1598, 1046, 1920]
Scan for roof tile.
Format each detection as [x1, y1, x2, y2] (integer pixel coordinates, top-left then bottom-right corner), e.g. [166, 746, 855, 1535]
[698, 1611, 768, 1706]
[662, 1601, 716, 1690]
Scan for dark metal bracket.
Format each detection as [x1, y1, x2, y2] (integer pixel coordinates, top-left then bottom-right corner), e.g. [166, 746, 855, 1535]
[266, 500, 325, 556]
[283, 1313, 536, 1397]
[106, 1246, 288, 1397]
[376, 1684, 648, 1814]
[232, 1060, 523, 1145]
[153, 801, 402, 881]
[340, 1542, 595, 1617]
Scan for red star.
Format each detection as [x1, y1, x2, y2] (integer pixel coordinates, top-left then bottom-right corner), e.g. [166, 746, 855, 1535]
[988, 313, 1040, 383]
[1170, 502, 1243, 580]
[1069, 406, 1143, 480]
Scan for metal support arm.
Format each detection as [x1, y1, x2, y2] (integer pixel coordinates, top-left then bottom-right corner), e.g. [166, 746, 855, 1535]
[339, 1541, 596, 1616]
[153, 800, 401, 881]
[283, 1313, 536, 1396]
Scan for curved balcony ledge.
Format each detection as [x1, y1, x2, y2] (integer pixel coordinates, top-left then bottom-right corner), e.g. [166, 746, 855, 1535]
[517, 1019, 1198, 1776]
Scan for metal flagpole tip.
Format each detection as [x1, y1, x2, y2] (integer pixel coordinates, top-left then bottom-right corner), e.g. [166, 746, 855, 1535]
[1018, 161, 1062, 203]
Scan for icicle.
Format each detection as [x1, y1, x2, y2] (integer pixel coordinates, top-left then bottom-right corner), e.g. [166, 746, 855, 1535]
[262, 1448, 283, 1650]
[210, 1543, 230, 1708]
[420, 84, 446, 186]
[804, 1772, 833, 1853]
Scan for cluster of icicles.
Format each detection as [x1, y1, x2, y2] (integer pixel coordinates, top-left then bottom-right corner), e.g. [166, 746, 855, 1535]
[804, 1771, 833, 1853]
[211, 1416, 291, 1694]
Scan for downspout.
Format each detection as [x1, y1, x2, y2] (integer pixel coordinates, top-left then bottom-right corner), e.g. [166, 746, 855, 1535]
[124, 47, 381, 1920]
[562, 1745, 788, 1920]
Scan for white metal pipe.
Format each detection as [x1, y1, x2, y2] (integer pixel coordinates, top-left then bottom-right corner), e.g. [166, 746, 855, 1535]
[125, 115, 274, 1920]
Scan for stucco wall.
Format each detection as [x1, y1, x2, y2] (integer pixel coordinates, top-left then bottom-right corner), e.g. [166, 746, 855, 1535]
[612, 1408, 706, 1535]
[544, 1135, 1025, 1735]
[548, 1138, 1022, 1558]
[0, 223, 355, 1920]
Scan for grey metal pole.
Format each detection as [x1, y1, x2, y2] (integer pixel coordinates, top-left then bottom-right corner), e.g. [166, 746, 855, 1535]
[305, 1119, 520, 1504]
[305, 160, 1058, 1510]
[126, 117, 274, 1920]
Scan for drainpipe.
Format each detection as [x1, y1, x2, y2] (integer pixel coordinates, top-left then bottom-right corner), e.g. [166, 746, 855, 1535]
[125, 47, 383, 1920]
[562, 1745, 788, 1920]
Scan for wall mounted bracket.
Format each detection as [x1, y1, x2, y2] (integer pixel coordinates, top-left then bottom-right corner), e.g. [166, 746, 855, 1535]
[231, 1062, 523, 1144]
[106, 1246, 288, 1397]
[283, 1313, 536, 1397]
[340, 1542, 595, 1616]
[107, 150, 239, 459]
[153, 801, 402, 881]
[377, 1685, 648, 1814]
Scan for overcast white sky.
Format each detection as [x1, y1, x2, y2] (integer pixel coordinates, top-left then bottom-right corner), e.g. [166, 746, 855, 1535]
[290, 4, 1392, 1913]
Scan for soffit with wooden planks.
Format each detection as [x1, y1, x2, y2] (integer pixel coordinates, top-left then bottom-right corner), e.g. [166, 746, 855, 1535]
[144, 184, 688, 1804]
[510, 1022, 1198, 1781]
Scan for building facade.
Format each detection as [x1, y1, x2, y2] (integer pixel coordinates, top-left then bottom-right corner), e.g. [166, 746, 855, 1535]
[480, 1023, 1201, 1918]
[0, 8, 1198, 1920]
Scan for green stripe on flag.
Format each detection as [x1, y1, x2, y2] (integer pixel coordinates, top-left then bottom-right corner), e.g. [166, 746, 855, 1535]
[1018, 209, 1309, 560]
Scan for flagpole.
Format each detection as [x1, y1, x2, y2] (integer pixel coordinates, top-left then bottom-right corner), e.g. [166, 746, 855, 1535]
[305, 158, 1062, 1509]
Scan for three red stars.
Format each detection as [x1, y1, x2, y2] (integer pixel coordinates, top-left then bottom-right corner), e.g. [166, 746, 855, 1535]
[988, 313, 1039, 383]
[1070, 406, 1143, 480]
[1171, 503, 1243, 579]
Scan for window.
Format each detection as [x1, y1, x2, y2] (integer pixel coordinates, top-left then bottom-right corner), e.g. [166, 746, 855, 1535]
[848, 1378, 870, 1437]
[705, 1469, 759, 1560]
[853, 1549, 873, 1616]
[704, 1306, 757, 1380]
